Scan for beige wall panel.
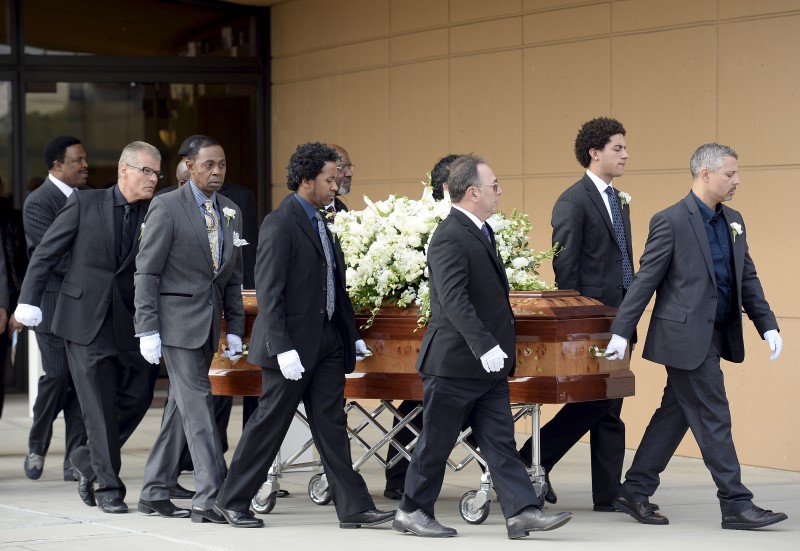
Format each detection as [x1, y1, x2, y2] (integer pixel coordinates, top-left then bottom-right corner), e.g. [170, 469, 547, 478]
[611, 0, 716, 33]
[450, 50, 524, 175]
[272, 56, 299, 83]
[271, 185, 292, 209]
[523, 0, 602, 11]
[612, 27, 717, 171]
[497, 178, 524, 221]
[523, 3, 609, 45]
[389, 60, 450, 181]
[718, 16, 800, 167]
[294, 75, 339, 144]
[719, 0, 800, 19]
[271, 83, 300, 182]
[390, 0, 449, 33]
[523, 39, 611, 175]
[451, 0, 522, 23]
[521, 177, 563, 280]
[390, 29, 449, 64]
[296, 39, 390, 79]
[450, 17, 522, 55]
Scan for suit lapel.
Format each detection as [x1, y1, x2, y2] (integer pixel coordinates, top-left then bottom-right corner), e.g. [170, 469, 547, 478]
[218, 196, 235, 271]
[452, 208, 506, 283]
[721, 207, 744, 293]
[179, 183, 215, 273]
[583, 176, 617, 243]
[684, 195, 716, 286]
[290, 196, 325, 258]
[118, 200, 148, 274]
[99, 187, 116, 262]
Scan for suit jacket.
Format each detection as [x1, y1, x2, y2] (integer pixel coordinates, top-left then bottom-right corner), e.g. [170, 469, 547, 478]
[17, 186, 147, 349]
[552, 174, 633, 309]
[333, 197, 348, 213]
[0, 239, 7, 310]
[134, 183, 245, 349]
[248, 194, 359, 372]
[416, 208, 516, 379]
[0, 201, 28, 310]
[610, 193, 778, 370]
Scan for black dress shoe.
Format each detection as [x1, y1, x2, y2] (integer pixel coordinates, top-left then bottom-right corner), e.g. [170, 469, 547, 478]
[191, 506, 228, 524]
[340, 508, 395, 528]
[595, 500, 660, 513]
[24, 453, 44, 480]
[169, 483, 196, 500]
[138, 499, 191, 518]
[613, 488, 668, 525]
[98, 497, 129, 514]
[211, 504, 264, 528]
[383, 488, 403, 500]
[544, 474, 557, 504]
[721, 505, 788, 530]
[392, 508, 457, 537]
[506, 506, 572, 539]
[71, 460, 96, 507]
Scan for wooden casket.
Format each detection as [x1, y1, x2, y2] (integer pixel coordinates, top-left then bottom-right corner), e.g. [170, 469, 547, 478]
[208, 290, 634, 404]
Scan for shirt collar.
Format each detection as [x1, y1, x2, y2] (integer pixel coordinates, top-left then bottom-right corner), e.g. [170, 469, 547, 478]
[112, 185, 128, 207]
[692, 191, 722, 222]
[452, 205, 485, 230]
[586, 169, 614, 194]
[293, 193, 321, 222]
[188, 180, 217, 208]
[48, 173, 78, 197]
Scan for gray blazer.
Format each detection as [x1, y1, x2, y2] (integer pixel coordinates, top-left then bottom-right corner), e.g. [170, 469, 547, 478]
[134, 183, 245, 349]
[610, 193, 778, 370]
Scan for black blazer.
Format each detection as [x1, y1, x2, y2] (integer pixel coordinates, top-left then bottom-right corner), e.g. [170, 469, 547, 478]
[248, 194, 359, 372]
[416, 208, 516, 379]
[19, 186, 147, 350]
[552, 174, 633, 309]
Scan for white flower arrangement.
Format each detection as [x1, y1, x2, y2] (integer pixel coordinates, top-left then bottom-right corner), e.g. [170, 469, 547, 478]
[730, 222, 743, 242]
[618, 191, 631, 207]
[222, 206, 236, 226]
[232, 231, 249, 247]
[330, 179, 558, 328]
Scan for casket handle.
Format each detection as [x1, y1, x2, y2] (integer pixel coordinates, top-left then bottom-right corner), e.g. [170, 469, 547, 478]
[588, 345, 606, 358]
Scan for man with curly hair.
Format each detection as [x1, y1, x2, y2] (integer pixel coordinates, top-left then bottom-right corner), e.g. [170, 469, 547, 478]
[519, 117, 634, 512]
[213, 142, 394, 529]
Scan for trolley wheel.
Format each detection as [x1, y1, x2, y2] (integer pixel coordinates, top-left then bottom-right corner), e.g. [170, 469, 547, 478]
[251, 492, 277, 514]
[308, 473, 332, 505]
[459, 490, 491, 524]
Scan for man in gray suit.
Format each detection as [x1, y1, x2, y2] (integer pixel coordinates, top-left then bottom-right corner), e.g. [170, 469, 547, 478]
[135, 136, 245, 524]
[605, 143, 787, 530]
[18, 136, 87, 481]
[15, 142, 161, 513]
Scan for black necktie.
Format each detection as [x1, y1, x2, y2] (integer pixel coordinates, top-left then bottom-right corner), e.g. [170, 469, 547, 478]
[119, 203, 135, 265]
[606, 185, 633, 288]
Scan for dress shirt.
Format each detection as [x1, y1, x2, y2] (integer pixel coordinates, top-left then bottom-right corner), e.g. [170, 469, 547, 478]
[188, 180, 224, 252]
[48, 173, 79, 197]
[292, 193, 337, 301]
[585, 169, 615, 222]
[692, 192, 734, 323]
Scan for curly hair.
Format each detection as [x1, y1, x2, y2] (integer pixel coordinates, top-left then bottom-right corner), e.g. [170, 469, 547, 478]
[286, 142, 339, 191]
[574, 117, 626, 168]
[430, 154, 462, 201]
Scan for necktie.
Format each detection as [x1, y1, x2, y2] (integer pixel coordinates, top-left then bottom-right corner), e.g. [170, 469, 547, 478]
[314, 212, 335, 320]
[606, 185, 634, 288]
[204, 199, 221, 274]
[325, 205, 336, 223]
[480, 223, 492, 243]
[119, 203, 135, 265]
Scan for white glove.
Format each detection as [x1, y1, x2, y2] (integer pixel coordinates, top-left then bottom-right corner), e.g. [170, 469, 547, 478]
[223, 334, 243, 360]
[479, 345, 508, 373]
[604, 334, 628, 361]
[764, 329, 782, 361]
[278, 349, 305, 380]
[355, 339, 371, 361]
[14, 304, 43, 327]
[139, 333, 162, 365]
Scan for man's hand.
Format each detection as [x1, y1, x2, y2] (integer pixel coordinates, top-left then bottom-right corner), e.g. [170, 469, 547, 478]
[278, 349, 305, 380]
[764, 329, 782, 361]
[223, 334, 243, 360]
[604, 334, 628, 360]
[355, 339, 371, 361]
[480, 345, 508, 373]
[139, 334, 162, 365]
[8, 314, 24, 333]
[14, 304, 42, 327]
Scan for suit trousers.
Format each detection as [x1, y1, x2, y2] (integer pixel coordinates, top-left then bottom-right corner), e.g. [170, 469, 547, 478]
[65, 313, 155, 502]
[28, 329, 86, 470]
[143, 339, 226, 509]
[400, 374, 536, 519]
[519, 398, 624, 505]
[622, 329, 754, 516]
[216, 319, 374, 518]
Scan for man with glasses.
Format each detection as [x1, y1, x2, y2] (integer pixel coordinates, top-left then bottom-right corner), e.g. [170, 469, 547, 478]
[325, 143, 354, 218]
[15, 142, 162, 513]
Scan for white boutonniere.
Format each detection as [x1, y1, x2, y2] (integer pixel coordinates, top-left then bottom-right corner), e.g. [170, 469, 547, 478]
[222, 206, 236, 226]
[730, 222, 742, 242]
[618, 191, 631, 208]
[232, 231, 249, 247]
[139, 223, 145, 240]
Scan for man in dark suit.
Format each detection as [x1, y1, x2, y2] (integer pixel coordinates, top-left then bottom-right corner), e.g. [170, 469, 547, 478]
[393, 155, 572, 539]
[15, 141, 162, 513]
[324, 143, 353, 216]
[605, 143, 787, 530]
[18, 136, 87, 481]
[135, 136, 245, 524]
[212, 142, 393, 529]
[518, 117, 633, 510]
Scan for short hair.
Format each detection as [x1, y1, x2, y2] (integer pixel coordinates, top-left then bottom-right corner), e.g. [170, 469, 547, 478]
[44, 136, 82, 170]
[430, 154, 461, 201]
[286, 142, 339, 191]
[689, 143, 738, 178]
[574, 117, 626, 168]
[186, 136, 220, 161]
[118, 142, 162, 176]
[447, 154, 487, 203]
[178, 134, 205, 157]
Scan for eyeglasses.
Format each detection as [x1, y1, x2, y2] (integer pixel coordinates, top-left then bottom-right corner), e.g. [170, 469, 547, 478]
[128, 163, 165, 180]
[474, 182, 500, 194]
[336, 163, 355, 173]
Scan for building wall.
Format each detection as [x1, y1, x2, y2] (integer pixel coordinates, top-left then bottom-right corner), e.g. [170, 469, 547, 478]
[270, 0, 800, 471]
